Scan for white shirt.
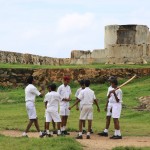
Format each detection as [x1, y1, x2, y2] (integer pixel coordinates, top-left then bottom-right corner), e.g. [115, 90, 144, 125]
[57, 84, 72, 107]
[109, 88, 123, 103]
[78, 87, 96, 105]
[107, 86, 114, 97]
[44, 91, 61, 111]
[75, 87, 84, 106]
[75, 88, 83, 98]
[25, 84, 41, 102]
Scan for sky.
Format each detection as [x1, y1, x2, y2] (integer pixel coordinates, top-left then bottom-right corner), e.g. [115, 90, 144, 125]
[0, 0, 150, 58]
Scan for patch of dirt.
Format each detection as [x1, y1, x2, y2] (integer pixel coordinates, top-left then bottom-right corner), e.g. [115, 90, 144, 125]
[134, 96, 150, 111]
[1, 130, 150, 150]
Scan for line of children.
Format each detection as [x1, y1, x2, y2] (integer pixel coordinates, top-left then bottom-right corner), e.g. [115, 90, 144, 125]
[23, 76, 122, 140]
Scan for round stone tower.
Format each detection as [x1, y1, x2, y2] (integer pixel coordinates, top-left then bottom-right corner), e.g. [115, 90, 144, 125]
[105, 25, 149, 49]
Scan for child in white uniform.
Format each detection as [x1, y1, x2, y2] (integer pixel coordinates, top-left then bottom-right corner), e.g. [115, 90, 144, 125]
[109, 79, 123, 139]
[40, 85, 57, 137]
[45, 83, 62, 137]
[98, 76, 116, 136]
[22, 76, 43, 137]
[69, 80, 100, 139]
[57, 76, 72, 135]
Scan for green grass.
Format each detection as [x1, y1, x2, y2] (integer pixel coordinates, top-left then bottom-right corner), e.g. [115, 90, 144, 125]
[0, 76, 150, 149]
[0, 134, 82, 150]
[0, 62, 150, 69]
[113, 147, 150, 150]
[0, 76, 150, 136]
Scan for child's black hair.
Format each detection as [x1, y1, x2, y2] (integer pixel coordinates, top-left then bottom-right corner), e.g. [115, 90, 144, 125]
[111, 79, 118, 86]
[27, 76, 33, 84]
[50, 83, 57, 91]
[79, 80, 85, 86]
[84, 80, 90, 87]
[47, 84, 51, 89]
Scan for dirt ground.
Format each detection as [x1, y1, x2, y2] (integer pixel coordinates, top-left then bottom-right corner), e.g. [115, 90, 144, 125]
[1, 130, 150, 150]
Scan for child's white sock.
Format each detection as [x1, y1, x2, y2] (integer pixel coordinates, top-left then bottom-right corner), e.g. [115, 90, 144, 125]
[114, 130, 117, 136]
[22, 132, 27, 136]
[50, 131, 53, 136]
[39, 131, 42, 136]
[58, 130, 61, 135]
[63, 126, 66, 131]
[46, 130, 50, 134]
[87, 132, 90, 136]
[79, 132, 82, 136]
[104, 129, 108, 133]
[117, 130, 121, 136]
[61, 127, 64, 131]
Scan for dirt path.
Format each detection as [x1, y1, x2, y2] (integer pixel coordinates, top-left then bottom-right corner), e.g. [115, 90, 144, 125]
[1, 130, 150, 150]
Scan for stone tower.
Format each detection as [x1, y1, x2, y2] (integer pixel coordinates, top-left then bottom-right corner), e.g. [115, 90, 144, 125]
[105, 25, 150, 64]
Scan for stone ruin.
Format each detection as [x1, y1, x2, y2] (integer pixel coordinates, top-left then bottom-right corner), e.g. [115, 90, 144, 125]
[71, 25, 150, 64]
[0, 24, 150, 65]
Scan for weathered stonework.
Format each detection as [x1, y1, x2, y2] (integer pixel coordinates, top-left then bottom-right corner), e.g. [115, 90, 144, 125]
[0, 68, 150, 87]
[0, 24, 150, 65]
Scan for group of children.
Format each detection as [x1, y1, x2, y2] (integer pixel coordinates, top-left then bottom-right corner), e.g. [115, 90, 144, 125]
[22, 75, 123, 140]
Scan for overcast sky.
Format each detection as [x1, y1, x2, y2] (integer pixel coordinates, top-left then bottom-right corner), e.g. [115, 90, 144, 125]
[0, 0, 150, 58]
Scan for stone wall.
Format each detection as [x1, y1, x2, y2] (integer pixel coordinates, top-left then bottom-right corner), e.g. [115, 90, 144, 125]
[70, 49, 108, 64]
[0, 50, 71, 65]
[106, 44, 150, 64]
[0, 68, 150, 87]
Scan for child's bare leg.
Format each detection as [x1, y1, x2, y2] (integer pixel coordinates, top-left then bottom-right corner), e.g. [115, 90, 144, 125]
[79, 120, 83, 132]
[44, 122, 46, 131]
[106, 116, 111, 129]
[57, 122, 61, 135]
[52, 120, 56, 130]
[57, 122, 61, 130]
[33, 119, 40, 132]
[25, 119, 34, 133]
[83, 120, 86, 128]
[46, 122, 50, 130]
[87, 120, 92, 133]
[46, 122, 50, 135]
[113, 118, 120, 130]
[64, 116, 68, 126]
[113, 118, 121, 136]
[61, 116, 65, 131]
[64, 116, 68, 131]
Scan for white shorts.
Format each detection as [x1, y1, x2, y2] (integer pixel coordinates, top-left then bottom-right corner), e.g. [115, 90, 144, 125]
[59, 106, 70, 116]
[26, 102, 37, 119]
[46, 110, 61, 123]
[80, 105, 93, 120]
[112, 103, 122, 119]
[106, 103, 113, 116]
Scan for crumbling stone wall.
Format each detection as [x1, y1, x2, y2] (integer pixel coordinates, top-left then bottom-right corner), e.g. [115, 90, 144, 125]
[0, 51, 71, 65]
[0, 68, 150, 87]
[70, 49, 108, 64]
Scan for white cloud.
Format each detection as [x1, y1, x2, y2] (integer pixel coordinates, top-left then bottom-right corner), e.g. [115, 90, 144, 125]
[57, 13, 96, 33]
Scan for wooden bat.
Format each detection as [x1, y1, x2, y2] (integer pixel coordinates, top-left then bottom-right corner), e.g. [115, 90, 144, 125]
[115, 74, 137, 90]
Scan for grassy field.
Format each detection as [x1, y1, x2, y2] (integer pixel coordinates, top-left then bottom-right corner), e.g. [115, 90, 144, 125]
[0, 134, 82, 150]
[0, 62, 150, 69]
[0, 76, 150, 150]
[113, 147, 150, 150]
